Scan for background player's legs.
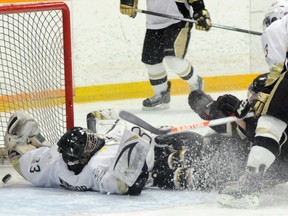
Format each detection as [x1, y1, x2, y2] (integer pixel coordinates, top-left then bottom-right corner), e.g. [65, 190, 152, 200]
[164, 56, 203, 92]
[142, 63, 171, 110]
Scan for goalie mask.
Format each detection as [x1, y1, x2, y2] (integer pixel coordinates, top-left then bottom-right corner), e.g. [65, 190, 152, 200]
[57, 127, 105, 174]
[263, 0, 288, 31]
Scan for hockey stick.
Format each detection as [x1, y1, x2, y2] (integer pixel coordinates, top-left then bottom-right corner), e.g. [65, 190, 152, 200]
[136, 9, 262, 36]
[119, 110, 254, 135]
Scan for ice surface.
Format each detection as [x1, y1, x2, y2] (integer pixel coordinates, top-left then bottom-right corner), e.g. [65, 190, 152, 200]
[1, 91, 288, 216]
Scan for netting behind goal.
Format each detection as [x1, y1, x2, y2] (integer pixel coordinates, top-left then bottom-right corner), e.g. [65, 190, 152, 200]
[0, 2, 74, 165]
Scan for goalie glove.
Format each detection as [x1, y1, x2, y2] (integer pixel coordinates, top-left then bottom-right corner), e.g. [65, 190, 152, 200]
[120, 0, 138, 18]
[4, 111, 49, 150]
[5, 111, 40, 147]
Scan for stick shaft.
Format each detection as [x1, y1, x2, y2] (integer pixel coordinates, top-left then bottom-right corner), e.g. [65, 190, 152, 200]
[119, 110, 254, 135]
[136, 9, 262, 36]
[170, 112, 254, 133]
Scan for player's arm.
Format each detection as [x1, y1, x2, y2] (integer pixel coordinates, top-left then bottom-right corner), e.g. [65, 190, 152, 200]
[188, 0, 211, 31]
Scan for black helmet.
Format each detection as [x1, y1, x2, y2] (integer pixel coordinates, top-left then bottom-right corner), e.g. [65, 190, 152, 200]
[57, 127, 105, 174]
[247, 73, 271, 103]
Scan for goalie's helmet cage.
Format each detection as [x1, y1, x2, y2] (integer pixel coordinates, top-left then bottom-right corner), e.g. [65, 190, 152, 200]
[0, 2, 74, 159]
[57, 127, 105, 174]
[263, 0, 288, 31]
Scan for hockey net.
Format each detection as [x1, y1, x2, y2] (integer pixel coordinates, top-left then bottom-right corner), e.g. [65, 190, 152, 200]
[0, 1, 74, 172]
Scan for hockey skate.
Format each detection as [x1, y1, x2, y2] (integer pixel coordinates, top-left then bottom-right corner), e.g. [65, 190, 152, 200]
[173, 167, 195, 190]
[189, 75, 204, 92]
[168, 148, 195, 170]
[142, 81, 171, 111]
[217, 167, 263, 208]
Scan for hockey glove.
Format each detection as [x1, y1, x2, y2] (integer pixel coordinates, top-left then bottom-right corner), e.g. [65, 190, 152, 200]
[250, 92, 270, 118]
[217, 94, 250, 118]
[120, 0, 138, 18]
[5, 111, 40, 148]
[193, 9, 211, 31]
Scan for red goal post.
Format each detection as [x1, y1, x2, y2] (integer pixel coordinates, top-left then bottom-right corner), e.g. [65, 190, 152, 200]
[0, 2, 74, 163]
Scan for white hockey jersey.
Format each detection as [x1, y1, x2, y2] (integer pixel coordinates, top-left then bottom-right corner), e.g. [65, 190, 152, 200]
[146, 0, 192, 29]
[17, 119, 155, 194]
[261, 15, 288, 85]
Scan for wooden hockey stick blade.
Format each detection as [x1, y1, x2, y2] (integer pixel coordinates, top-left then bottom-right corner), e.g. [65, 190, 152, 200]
[136, 9, 262, 36]
[119, 110, 254, 135]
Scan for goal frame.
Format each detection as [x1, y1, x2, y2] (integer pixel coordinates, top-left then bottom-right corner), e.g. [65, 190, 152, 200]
[0, 1, 74, 129]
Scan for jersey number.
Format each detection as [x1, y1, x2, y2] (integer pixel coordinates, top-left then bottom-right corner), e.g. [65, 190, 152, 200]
[29, 158, 41, 173]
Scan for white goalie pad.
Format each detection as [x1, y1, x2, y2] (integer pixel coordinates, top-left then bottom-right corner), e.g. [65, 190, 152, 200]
[93, 108, 120, 120]
[87, 109, 122, 134]
[110, 129, 151, 186]
[96, 119, 127, 136]
[89, 109, 120, 121]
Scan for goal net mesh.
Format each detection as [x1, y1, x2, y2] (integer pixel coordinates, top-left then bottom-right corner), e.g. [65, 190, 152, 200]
[0, 2, 73, 166]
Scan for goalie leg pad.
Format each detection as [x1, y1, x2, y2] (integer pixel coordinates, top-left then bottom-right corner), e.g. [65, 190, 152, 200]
[110, 129, 151, 186]
[87, 109, 120, 132]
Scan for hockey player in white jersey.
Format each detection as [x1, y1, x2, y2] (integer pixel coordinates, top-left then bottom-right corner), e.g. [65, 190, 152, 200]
[4, 110, 154, 195]
[120, 0, 211, 110]
[217, 0, 288, 208]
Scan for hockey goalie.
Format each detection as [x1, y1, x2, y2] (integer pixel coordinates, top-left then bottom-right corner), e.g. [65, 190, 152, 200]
[4, 110, 154, 195]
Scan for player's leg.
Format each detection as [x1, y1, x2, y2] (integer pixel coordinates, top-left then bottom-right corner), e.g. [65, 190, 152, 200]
[141, 28, 171, 110]
[218, 73, 288, 208]
[163, 21, 203, 92]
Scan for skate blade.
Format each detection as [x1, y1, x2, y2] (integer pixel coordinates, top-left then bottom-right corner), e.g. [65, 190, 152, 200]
[217, 194, 260, 209]
[142, 103, 170, 111]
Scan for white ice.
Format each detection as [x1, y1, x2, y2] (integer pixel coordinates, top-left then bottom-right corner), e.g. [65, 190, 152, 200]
[1, 91, 288, 216]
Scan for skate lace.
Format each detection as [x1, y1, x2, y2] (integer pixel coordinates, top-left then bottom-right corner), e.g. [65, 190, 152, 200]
[148, 95, 162, 102]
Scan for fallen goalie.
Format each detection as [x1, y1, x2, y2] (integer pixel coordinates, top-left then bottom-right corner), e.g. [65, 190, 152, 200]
[4, 110, 152, 195]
